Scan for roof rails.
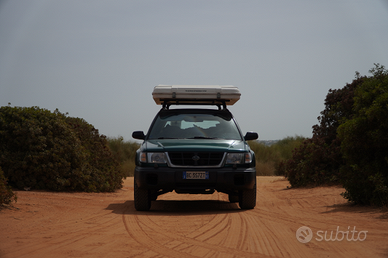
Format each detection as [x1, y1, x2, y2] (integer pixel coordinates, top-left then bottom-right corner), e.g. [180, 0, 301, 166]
[161, 99, 228, 110]
[152, 85, 240, 110]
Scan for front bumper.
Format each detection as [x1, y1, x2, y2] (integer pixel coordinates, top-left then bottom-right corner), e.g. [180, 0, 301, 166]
[134, 166, 256, 194]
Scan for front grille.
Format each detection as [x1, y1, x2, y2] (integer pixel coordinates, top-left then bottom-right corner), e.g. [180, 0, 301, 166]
[167, 152, 224, 167]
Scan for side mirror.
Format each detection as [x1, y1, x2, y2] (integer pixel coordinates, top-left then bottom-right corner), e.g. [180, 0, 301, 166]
[244, 132, 258, 141]
[132, 131, 146, 140]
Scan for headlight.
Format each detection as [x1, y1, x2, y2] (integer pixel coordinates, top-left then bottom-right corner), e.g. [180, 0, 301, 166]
[140, 152, 167, 163]
[226, 153, 252, 164]
[226, 153, 243, 164]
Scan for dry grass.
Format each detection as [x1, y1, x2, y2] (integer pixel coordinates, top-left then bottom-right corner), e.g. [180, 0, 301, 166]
[256, 161, 276, 176]
[250, 136, 306, 176]
[107, 136, 139, 177]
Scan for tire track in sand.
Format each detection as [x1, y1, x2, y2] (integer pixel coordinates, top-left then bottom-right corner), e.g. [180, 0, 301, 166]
[122, 197, 273, 257]
[121, 177, 385, 258]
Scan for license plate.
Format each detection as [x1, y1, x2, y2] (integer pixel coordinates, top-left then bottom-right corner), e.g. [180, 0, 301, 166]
[183, 171, 209, 180]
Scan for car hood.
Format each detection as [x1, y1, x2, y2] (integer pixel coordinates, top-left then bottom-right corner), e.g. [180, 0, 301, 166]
[142, 139, 248, 152]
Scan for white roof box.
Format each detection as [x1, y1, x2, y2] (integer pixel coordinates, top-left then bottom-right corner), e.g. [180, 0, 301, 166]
[152, 85, 240, 106]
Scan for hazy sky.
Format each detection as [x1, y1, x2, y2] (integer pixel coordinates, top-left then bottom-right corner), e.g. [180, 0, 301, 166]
[1, 1, 388, 141]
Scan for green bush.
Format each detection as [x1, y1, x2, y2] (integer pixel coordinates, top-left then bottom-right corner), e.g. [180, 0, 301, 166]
[66, 117, 124, 192]
[0, 166, 16, 205]
[0, 106, 123, 192]
[279, 138, 340, 187]
[338, 64, 388, 205]
[280, 75, 365, 187]
[281, 63, 388, 206]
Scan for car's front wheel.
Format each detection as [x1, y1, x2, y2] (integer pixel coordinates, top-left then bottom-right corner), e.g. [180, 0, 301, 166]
[238, 182, 256, 209]
[134, 180, 151, 211]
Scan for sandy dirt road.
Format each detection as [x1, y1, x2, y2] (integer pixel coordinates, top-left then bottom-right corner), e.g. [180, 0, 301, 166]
[1, 177, 387, 258]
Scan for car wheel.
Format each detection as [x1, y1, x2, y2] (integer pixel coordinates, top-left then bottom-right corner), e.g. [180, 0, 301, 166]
[238, 182, 256, 209]
[134, 180, 151, 211]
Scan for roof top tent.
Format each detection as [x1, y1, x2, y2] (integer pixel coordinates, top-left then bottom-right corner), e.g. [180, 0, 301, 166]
[152, 85, 241, 109]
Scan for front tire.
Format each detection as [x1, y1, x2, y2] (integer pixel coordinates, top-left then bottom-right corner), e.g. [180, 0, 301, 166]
[238, 182, 256, 209]
[134, 180, 151, 211]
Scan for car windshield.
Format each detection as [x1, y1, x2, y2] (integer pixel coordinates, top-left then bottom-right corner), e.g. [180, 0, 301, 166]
[147, 112, 242, 140]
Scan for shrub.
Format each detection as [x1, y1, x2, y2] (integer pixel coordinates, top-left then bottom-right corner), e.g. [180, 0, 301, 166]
[338, 64, 388, 205]
[0, 167, 16, 205]
[66, 117, 124, 192]
[281, 75, 365, 187]
[0, 106, 83, 190]
[280, 138, 340, 187]
[281, 63, 388, 206]
[0, 106, 123, 192]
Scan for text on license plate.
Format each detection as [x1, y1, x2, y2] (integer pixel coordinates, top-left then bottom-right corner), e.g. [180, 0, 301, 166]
[183, 171, 209, 180]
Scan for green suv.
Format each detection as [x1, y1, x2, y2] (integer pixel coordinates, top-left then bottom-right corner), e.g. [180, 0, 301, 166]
[132, 85, 258, 211]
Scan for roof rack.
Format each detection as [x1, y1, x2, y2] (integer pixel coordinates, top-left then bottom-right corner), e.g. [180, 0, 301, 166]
[161, 99, 228, 110]
[152, 85, 240, 110]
